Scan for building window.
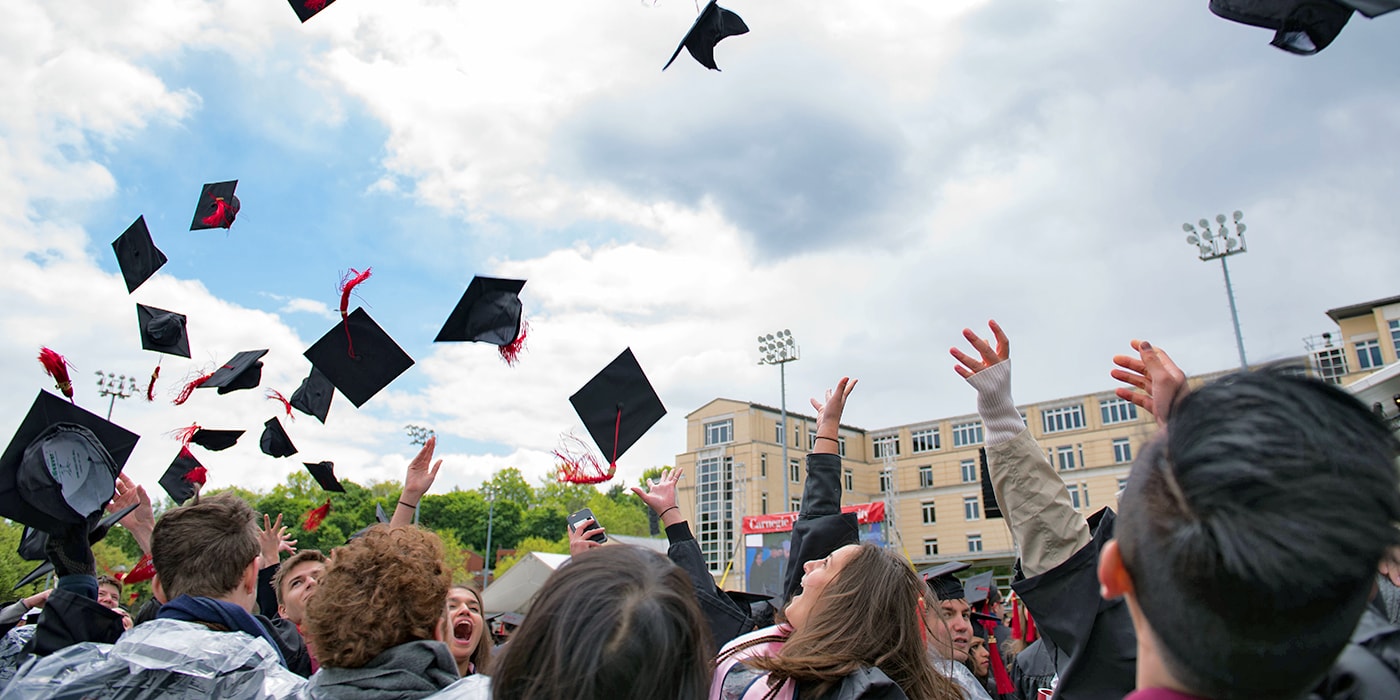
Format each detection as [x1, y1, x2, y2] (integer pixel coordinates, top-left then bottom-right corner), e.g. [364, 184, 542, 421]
[761, 493, 768, 514]
[1117, 477, 1129, 492]
[1357, 340, 1383, 370]
[952, 421, 984, 447]
[967, 534, 983, 553]
[1068, 484, 1082, 509]
[838, 436, 847, 457]
[774, 422, 783, 443]
[794, 424, 802, 448]
[911, 428, 941, 453]
[924, 538, 940, 557]
[790, 498, 801, 512]
[703, 419, 733, 446]
[1113, 438, 1132, 464]
[879, 470, 894, 493]
[922, 501, 937, 524]
[1391, 320, 1400, 353]
[964, 496, 980, 521]
[696, 455, 734, 572]
[1082, 483, 1091, 510]
[844, 468, 854, 492]
[789, 459, 801, 483]
[760, 453, 767, 477]
[1057, 445, 1077, 471]
[1313, 347, 1349, 384]
[872, 435, 900, 459]
[1100, 397, 1138, 425]
[919, 464, 934, 488]
[1042, 404, 1086, 434]
[807, 425, 816, 451]
[960, 459, 977, 483]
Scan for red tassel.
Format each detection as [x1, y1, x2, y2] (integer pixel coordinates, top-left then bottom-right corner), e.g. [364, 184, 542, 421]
[1025, 608, 1037, 644]
[38, 347, 75, 400]
[306, 0, 328, 10]
[146, 364, 160, 402]
[121, 553, 156, 585]
[551, 432, 617, 485]
[498, 317, 529, 366]
[200, 197, 236, 228]
[1011, 598, 1022, 641]
[303, 499, 332, 531]
[983, 619, 1015, 694]
[266, 389, 294, 419]
[173, 372, 213, 406]
[917, 597, 928, 644]
[170, 423, 200, 446]
[338, 268, 371, 359]
[182, 450, 208, 487]
[128, 591, 139, 604]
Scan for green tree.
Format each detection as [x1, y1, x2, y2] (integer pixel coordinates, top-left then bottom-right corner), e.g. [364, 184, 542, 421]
[493, 535, 568, 576]
[484, 468, 534, 506]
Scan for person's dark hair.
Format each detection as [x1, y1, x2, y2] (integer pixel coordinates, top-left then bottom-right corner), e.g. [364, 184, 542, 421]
[133, 597, 161, 627]
[1117, 367, 1400, 699]
[151, 492, 259, 600]
[96, 575, 123, 596]
[744, 544, 961, 700]
[491, 546, 712, 700]
[449, 583, 492, 676]
[273, 549, 327, 606]
[305, 525, 449, 668]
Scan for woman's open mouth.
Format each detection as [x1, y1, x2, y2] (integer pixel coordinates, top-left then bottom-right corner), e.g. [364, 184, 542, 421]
[452, 617, 475, 645]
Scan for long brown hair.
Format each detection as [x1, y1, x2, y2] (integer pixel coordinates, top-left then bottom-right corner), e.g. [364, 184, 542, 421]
[450, 584, 492, 675]
[745, 544, 961, 700]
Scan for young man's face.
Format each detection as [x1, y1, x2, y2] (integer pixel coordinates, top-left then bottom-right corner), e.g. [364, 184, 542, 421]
[277, 560, 325, 626]
[97, 583, 121, 610]
[926, 597, 973, 662]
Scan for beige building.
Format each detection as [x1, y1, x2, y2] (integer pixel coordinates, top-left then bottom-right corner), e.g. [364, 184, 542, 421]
[1307, 294, 1400, 427]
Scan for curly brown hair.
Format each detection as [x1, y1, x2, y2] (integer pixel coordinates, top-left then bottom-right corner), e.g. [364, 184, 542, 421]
[304, 525, 449, 668]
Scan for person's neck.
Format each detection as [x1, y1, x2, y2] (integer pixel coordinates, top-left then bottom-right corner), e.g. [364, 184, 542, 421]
[1130, 604, 1202, 697]
[205, 593, 254, 614]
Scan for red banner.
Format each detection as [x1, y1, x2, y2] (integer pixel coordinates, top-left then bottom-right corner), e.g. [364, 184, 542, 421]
[741, 501, 886, 534]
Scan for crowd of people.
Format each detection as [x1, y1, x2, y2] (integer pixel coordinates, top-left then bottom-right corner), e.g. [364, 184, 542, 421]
[2, 321, 1400, 699]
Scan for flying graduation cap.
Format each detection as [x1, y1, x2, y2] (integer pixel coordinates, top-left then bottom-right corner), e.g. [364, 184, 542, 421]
[290, 367, 334, 424]
[136, 304, 190, 358]
[288, 0, 337, 23]
[663, 0, 749, 71]
[159, 446, 207, 505]
[190, 180, 240, 230]
[435, 276, 529, 365]
[112, 216, 167, 294]
[0, 391, 139, 534]
[175, 349, 269, 405]
[260, 417, 297, 458]
[305, 461, 346, 492]
[1209, 0, 1400, 55]
[304, 308, 415, 408]
[561, 348, 666, 484]
[190, 428, 243, 451]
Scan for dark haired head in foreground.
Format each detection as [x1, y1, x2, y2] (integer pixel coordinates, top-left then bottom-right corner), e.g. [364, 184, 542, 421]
[1102, 368, 1400, 699]
[491, 545, 713, 700]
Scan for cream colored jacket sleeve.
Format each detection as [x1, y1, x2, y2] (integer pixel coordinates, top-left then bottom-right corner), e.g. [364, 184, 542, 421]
[966, 361, 1091, 577]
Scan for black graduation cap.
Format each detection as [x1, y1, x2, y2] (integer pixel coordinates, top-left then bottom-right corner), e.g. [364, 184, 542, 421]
[14, 561, 53, 591]
[663, 0, 749, 71]
[290, 366, 334, 424]
[260, 417, 297, 458]
[305, 461, 345, 492]
[136, 304, 191, 358]
[189, 428, 243, 451]
[190, 180, 241, 231]
[964, 570, 999, 608]
[304, 308, 415, 408]
[159, 446, 206, 505]
[204, 349, 268, 394]
[1209, 0, 1399, 55]
[16, 501, 139, 566]
[288, 0, 337, 23]
[111, 216, 167, 294]
[919, 560, 970, 601]
[434, 276, 526, 346]
[979, 447, 1002, 519]
[568, 348, 667, 467]
[375, 502, 389, 523]
[0, 391, 139, 534]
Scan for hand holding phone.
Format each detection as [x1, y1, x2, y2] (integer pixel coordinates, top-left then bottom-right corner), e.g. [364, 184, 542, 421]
[567, 507, 607, 545]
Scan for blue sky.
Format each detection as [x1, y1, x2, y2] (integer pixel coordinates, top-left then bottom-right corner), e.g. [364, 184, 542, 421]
[4, 0, 1400, 498]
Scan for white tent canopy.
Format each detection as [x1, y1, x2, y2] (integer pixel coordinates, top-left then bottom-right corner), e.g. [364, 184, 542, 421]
[482, 551, 570, 615]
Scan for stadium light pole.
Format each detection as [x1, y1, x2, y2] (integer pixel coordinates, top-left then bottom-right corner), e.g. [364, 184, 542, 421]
[757, 330, 800, 511]
[404, 424, 435, 524]
[95, 371, 138, 420]
[1182, 211, 1250, 370]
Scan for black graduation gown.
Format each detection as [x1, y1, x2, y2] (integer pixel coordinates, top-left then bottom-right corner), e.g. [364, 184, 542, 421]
[21, 588, 124, 657]
[1011, 508, 1135, 700]
[782, 452, 860, 601]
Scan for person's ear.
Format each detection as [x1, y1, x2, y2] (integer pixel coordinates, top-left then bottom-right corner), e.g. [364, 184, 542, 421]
[152, 574, 167, 604]
[242, 559, 258, 595]
[1098, 540, 1134, 600]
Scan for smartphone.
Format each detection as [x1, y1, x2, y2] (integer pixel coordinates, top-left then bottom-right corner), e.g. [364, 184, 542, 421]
[567, 508, 607, 544]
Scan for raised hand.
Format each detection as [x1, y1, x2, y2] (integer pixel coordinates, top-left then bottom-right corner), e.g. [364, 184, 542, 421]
[257, 513, 297, 568]
[950, 320, 1010, 379]
[631, 466, 684, 519]
[809, 377, 858, 444]
[402, 435, 444, 503]
[567, 517, 606, 556]
[1110, 340, 1187, 427]
[108, 474, 154, 554]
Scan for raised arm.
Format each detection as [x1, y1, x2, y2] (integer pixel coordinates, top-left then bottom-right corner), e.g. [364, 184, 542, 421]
[391, 436, 443, 528]
[952, 321, 1089, 577]
[781, 377, 861, 601]
[1110, 339, 1188, 429]
[108, 474, 154, 555]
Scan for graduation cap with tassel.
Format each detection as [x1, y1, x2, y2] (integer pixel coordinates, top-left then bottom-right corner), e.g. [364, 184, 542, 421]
[304, 268, 414, 408]
[112, 215, 167, 294]
[190, 180, 240, 231]
[557, 348, 667, 485]
[37, 348, 75, 402]
[434, 276, 529, 366]
[663, 0, 749, 71]
[173, 349, 268, 405]
[288, 0, 337, 23]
